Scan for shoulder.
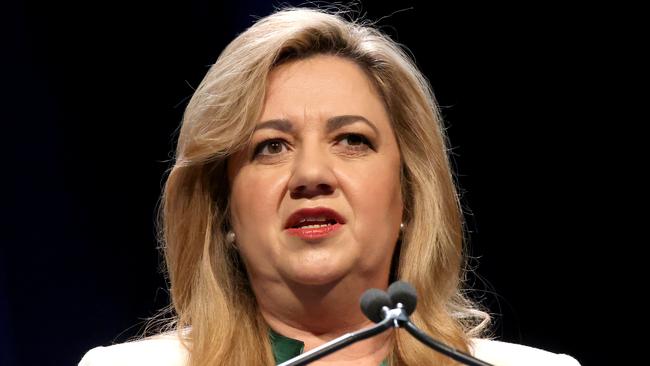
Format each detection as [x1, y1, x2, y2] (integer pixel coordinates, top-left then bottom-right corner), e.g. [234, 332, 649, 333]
[78, 333, 188, 366]
[470, 338, 581, 366]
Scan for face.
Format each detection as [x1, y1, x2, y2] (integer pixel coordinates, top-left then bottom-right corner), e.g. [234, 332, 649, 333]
[227, 55, 403, 286]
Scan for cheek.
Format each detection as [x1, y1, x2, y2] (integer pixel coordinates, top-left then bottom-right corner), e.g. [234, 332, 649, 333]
[342, 157, 403, 242]
[229, 168, 288, 239]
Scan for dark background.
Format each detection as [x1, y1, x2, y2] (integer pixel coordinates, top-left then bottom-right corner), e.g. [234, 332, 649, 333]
[3, 1, 626, 365]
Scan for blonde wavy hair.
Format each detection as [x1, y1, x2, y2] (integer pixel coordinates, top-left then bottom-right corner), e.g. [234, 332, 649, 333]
[155, 7, 490, 366]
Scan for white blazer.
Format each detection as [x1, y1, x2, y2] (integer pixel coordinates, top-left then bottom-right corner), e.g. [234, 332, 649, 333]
[78, 333, 581, 366]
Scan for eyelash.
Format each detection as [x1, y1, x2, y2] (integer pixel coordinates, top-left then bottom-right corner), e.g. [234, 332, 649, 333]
[252, 133, 374, 158]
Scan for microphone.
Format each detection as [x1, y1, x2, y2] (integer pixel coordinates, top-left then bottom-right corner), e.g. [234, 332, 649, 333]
[360, 288, 392, 322]
[387, 280, 417, 315]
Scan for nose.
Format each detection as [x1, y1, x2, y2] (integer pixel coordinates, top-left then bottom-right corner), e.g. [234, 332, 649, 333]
[287, 143, 337, 199]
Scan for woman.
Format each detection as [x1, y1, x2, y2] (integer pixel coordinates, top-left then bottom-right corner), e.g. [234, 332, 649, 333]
[79, 7, 580, 366]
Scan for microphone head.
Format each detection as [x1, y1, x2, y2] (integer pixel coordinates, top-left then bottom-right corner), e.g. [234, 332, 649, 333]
[360, 288, 392, 323]
[387, 280, 417, 315]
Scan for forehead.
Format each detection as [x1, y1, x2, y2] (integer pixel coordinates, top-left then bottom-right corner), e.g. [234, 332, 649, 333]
[261, 55, 390, 129]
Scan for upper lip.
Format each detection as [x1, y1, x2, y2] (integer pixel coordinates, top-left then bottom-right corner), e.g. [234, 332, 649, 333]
[284, 207, 346, 229]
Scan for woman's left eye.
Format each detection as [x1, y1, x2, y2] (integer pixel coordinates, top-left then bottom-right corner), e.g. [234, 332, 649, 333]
[337, 134, 373, 150]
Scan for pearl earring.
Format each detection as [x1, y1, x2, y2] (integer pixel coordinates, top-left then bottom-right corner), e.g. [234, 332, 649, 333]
[226, 231, 236, 248]
[400, 222, 405, 231]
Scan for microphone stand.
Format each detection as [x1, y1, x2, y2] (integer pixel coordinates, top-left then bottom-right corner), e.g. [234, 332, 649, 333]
[278, 303, 494, 366]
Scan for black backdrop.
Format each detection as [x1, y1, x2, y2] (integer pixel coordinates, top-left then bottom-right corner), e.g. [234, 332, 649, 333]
[3, 1, 623, 365]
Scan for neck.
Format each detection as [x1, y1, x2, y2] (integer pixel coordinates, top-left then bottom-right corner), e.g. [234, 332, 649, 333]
[253, 275, 393, 364]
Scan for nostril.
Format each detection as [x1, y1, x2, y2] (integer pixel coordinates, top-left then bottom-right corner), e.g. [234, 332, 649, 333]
[290, 183, 334, 199]
[316, 183, 334, 193]
[293, 185, 306, 192]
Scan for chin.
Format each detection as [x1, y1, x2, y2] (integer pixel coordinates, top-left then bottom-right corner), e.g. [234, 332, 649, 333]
[290, 271, 344, 286]
[285, 257, 351, 286]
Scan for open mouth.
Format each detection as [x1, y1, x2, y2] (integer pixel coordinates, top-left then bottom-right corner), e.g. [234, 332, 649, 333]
[291, 217, 339, 229]
[284, 207, 346, 229]
[284, 207, 346, 240]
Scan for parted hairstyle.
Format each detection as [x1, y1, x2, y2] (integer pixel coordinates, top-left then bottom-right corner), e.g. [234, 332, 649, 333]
[155, 7, 490, 366]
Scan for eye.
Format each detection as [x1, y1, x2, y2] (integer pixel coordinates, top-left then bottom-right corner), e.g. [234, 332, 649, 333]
[253, 139, 288, 157]
[337, 133, 373, 150]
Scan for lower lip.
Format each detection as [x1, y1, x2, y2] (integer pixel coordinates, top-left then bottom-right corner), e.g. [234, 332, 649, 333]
[286, 223, 343, 240]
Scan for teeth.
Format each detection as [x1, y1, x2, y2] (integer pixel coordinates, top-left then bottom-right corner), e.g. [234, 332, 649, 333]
[299, 223, 332, 229]
[297, 216, 329, 224]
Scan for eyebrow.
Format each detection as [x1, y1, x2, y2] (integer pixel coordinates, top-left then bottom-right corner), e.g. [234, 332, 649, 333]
[253, 115, 379, 135]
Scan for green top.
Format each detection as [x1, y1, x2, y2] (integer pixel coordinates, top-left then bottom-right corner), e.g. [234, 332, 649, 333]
[269, 328, 388, 366]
